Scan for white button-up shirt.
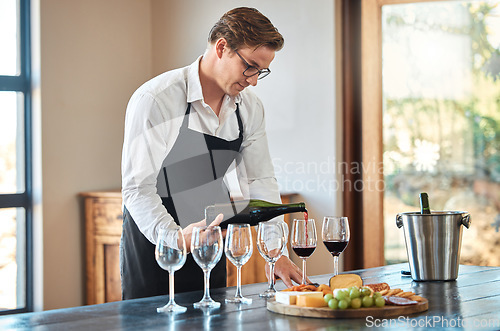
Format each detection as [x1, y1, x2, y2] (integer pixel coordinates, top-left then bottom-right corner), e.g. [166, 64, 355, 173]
[122, 56, 282, 244]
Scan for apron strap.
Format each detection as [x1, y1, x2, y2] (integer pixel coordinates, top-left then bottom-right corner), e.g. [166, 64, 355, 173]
[181, 103, 192, 128]
[235, 103, 243, 139]
[208, 149, 217, 181]
[162, 167, 172, 198]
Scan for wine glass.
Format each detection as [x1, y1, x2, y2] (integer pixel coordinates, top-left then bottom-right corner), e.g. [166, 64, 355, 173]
[280, 220, 289, 246]
[224, 223, 253, 304]
[191, 226, 223, 308]
[322, 216, 350, 276]
[257, 220, 286, 298]
[291, 219, 317, 285]
[155, 226, 188, 313]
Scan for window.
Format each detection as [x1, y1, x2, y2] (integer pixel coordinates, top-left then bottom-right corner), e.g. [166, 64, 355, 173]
[0, 0, 33, 314]
[359, 0, 500, 268]
[382, 1, 500, 266]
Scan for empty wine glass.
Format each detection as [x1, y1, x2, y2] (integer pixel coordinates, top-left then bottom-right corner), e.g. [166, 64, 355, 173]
[280, 220, 289, 246]
[322, 216, 350, 276]
[225, 223, 253, 304]
[291, 219, 317, 285]
[191, 226, 223, 308]
[155, 226, 187, 313]
[257, 220, 286, 298]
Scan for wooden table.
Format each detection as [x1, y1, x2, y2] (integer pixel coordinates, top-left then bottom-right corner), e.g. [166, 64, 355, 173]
[1, 264, 499, 330]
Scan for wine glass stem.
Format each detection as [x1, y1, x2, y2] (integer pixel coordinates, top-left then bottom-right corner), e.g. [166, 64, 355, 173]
[202, 269, 211, 301]
[333, 255, 339, 276]
[168, 271, 175, 305]
[301, 258, 307, 285]
[268, 262, 275, 290]
[235, 266, 243, 298]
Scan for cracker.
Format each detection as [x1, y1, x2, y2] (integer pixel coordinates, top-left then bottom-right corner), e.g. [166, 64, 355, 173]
[396, 291, 415, 298]
[386, 288, 402, 296]
[409, 295, 423, 302]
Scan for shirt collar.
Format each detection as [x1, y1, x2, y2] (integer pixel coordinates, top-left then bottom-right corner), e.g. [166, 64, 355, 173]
[186, 56, 242, 105]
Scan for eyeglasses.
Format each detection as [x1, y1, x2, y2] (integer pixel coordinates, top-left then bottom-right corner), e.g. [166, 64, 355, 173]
[234, 49, 271, 80]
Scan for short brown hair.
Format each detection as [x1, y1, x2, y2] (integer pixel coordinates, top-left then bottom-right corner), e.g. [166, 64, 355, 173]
[209, 7, 284, 51]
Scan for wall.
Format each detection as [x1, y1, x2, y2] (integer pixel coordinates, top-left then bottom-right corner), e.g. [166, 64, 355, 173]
[38, 0, 152, 310]
[151, 0, 339, 276]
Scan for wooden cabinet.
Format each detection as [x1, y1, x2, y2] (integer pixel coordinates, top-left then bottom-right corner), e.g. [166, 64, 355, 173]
[81, 191, 298, 304]
[80, 191, 123, 305]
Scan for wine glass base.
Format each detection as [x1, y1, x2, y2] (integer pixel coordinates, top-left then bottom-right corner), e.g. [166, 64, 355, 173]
[259, 289, 276, 299]
[225, 297, 252, 304]
[193, 299, 221, 309]
[157, 303, 187, 313]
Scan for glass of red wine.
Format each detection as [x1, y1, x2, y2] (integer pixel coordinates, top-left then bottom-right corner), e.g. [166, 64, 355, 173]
[322, 216, 350, 276]
[291, 219, 317, 285]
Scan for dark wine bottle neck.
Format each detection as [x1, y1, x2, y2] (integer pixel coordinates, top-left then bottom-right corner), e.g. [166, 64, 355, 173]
[250, 203, 307, 222]
[420, 193, 431, 214]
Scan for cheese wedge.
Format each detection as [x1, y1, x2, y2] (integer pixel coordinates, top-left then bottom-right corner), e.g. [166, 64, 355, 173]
[275, 291, 323, 305]
[329, 274, 363, 290]
[296, 292, 328, 308]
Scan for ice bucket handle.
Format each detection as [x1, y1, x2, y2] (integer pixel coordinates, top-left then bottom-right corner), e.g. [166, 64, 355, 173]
[461, 213, 471, 229]
[396, 213, 403, 228]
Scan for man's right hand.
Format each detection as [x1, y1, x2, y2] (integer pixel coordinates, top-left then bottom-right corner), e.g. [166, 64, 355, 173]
[182, 213, 224, 253]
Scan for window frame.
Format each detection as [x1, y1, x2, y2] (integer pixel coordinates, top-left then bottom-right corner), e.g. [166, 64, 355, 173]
[0, 0, 33, 315]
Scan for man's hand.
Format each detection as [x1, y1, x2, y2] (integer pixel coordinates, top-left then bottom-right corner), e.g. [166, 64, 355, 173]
[265, 255, 310, 288]
[182, 214, 224, 253]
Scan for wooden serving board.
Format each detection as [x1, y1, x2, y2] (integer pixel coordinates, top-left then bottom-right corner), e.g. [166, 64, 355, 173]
[267, 299, 428, 319]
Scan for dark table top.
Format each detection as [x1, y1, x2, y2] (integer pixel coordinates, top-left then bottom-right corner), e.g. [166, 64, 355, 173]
[1, 263, 499, 330]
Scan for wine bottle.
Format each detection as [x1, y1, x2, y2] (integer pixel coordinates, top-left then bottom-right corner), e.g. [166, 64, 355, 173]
[205, 199, 307, 229]
[419, 193, 431, 214]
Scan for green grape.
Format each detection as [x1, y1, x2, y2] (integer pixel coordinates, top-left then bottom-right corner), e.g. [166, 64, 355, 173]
[361, 288, 371, 297]
[324, 293, 334, 303]
[351, 298, 362, 309]
[362, 296, 374, 308]
[328, 298, 339, 309]
[373, 292, 382, 298]
[344, 297, 352, 307]
[338, 299, 349, 309]
[375, 296, 385, 307]
[349, 287, 360, 299]
[335, 290, 347, 301]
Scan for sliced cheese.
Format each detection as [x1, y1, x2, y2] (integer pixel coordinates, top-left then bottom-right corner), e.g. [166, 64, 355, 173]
[296, 292, 328, 308]
[275, 291, 302, 305]
[275, 291, 323, 305]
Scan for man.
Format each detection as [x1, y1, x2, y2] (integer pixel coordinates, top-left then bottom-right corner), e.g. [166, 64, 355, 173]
[121, 7, 304, 300]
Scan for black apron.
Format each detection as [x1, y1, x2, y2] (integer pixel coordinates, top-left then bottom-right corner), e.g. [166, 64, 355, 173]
[121, 103, 243, 300]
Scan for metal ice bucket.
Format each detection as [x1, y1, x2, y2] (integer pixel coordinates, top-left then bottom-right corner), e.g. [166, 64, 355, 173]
[396, 211, 471, 281]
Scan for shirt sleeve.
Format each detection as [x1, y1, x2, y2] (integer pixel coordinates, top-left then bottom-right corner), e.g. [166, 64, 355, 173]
[121, 91, 180, 244]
